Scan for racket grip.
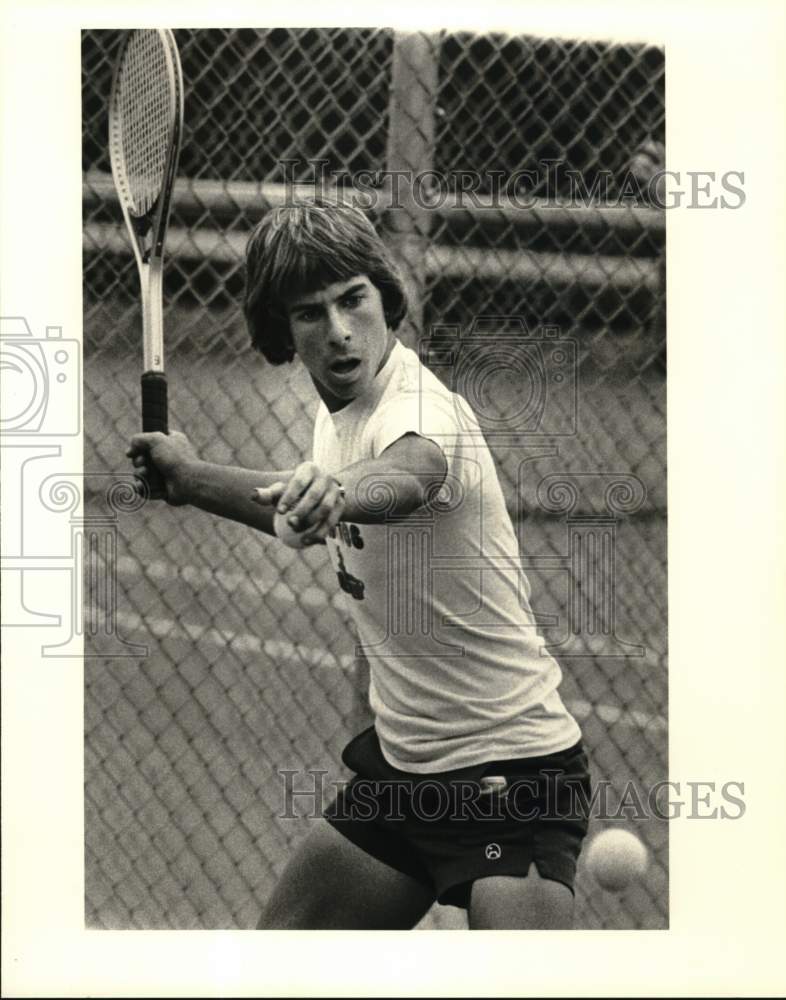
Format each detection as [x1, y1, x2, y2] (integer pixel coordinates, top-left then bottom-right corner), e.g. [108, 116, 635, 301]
[141, 371, 168, 433]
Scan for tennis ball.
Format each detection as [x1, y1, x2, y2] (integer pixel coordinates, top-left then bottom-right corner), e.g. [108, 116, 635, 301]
[273, 511, 309, 550]
[586, 828, 648, 891]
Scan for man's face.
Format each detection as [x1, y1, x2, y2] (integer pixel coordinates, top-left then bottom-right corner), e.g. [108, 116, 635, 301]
[286, 275, 396, 412]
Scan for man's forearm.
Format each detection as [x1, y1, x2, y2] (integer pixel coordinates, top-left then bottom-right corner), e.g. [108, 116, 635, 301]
[181, 461, 294, 535]
[246, 435, 447, 537]
[336, 452, 445, 525]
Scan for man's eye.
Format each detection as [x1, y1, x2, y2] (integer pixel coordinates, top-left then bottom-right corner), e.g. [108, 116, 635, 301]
[343, 295, 363, 309]
[296, 310, 317, 322]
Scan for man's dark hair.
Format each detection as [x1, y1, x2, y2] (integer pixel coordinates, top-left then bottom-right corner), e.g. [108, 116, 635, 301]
[244, 197, 408, 364]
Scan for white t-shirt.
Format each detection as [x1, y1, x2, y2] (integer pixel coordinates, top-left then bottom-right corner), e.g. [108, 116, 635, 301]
[312, 339, 581, 772]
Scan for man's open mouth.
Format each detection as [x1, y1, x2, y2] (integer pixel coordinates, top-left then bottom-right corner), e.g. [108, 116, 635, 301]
[330, 358, 362, 375]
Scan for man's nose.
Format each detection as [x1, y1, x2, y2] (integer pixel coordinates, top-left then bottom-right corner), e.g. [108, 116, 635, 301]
[326, 307, 351, 344]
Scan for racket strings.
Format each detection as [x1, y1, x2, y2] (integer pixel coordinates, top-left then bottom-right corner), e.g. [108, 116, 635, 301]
[115, 31, 174, 216]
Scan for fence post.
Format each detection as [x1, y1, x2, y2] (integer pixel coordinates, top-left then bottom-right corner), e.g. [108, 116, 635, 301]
[385, 31, 438, 348]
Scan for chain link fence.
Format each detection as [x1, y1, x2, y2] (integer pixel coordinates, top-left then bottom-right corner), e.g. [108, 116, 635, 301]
[82, 27, 666, 930]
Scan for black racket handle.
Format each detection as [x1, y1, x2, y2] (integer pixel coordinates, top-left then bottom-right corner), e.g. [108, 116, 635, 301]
[142, 371, 169, 433]
[141, 372, 169, 498]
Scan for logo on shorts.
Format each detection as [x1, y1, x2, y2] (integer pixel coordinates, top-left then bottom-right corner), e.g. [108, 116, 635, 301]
[485, 842, 502, 860]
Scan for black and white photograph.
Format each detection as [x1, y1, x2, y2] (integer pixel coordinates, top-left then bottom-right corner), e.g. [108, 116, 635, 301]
[2, 1, 785, 996]
[81, 24, 667, 932]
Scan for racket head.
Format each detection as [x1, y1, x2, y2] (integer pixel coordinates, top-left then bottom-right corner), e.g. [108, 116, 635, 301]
[108, 29, 183, 262]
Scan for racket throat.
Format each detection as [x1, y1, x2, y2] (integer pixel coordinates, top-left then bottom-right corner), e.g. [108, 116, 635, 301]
[141, 259, 166, 372]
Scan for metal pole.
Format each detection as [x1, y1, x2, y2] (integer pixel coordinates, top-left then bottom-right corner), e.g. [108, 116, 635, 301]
[385, 31, 438, 347]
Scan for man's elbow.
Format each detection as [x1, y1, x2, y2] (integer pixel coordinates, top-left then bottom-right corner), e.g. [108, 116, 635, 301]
[374, 434, 449, 518]
[408, 461, 448, 515]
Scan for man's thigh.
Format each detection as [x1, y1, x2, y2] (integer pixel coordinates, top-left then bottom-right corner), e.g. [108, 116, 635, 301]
[258, 818, 435, 930]
[468, 863, 575, 929]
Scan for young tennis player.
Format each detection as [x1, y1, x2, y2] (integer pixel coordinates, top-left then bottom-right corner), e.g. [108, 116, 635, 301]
[127, 198, 591, 930]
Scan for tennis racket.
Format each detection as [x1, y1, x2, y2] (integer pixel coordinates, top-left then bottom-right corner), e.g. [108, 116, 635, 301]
[108, 29, 183, 454]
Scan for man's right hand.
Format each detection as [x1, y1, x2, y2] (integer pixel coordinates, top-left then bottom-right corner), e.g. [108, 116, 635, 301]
[126, 430, 200, 505]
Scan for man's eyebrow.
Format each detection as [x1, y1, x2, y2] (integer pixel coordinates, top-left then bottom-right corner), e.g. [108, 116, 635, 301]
[289, 282, 368, 312]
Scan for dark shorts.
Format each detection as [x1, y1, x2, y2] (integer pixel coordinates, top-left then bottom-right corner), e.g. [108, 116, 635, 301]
[324, 726, 592, 909]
